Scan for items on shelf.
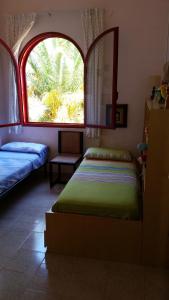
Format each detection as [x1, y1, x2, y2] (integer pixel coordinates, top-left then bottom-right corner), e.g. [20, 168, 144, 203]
[165, 86, 169, 109]
[137, 143, 148, 166]
[150, 82, 169, 109]
[150, 64, 169, 109]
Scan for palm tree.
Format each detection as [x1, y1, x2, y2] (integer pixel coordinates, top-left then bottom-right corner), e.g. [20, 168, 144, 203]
[26, 37, 84, 122]
[27, 38, 83, 97]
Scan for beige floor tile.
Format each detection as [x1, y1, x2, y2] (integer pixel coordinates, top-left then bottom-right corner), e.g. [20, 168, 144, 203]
[0, 269, 29, 293]
[0, 217, 19, 238]
[21, 232, 46, 252]
[107, 261, 144, 278]
[105, 262, 144, 300]
[22, 289, 63, 300]
[0, 229, 31, 257]
[32, 220, 46, 233]
[105, 278, 144, 300]
[0, 177, 169, 300]
[12, 219, 43, 232]
[0, 290, 25, 300]
[0, 225, 13, 239]
[0, 256, 10, 270]
[28, 262, 59, 292]
[145, 266, 169, 300]
[28, 254, 107, 299]
[17, 210, 45, 221]
[1, 249, 45, 274]
[0, 216, 17, 226]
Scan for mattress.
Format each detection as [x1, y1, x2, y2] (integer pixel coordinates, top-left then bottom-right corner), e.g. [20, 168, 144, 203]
[52, 158, 140, 220]
[0, 142, 48, 196]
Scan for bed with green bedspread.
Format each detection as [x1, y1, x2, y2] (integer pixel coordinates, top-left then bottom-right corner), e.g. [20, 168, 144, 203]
[52, 158, 140, 220]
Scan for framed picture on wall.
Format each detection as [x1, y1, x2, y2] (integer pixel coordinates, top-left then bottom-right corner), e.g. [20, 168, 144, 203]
[106, 104, 128, 128]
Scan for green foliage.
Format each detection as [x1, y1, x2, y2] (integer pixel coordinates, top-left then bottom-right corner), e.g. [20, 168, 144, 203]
[26, 37, 84, 123]
[40, 90, 62, 122]
[67, 99, 84, 122]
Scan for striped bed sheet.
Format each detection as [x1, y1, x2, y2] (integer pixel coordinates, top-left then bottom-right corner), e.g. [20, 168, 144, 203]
[52, 158, 140, 220]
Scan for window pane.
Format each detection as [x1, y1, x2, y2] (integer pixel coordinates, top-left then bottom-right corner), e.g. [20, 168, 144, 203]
[86, 30, 117, 128]
[26, 38, 84, 123]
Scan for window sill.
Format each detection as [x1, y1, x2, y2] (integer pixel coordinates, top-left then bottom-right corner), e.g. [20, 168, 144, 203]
[23, 122, 85, 128]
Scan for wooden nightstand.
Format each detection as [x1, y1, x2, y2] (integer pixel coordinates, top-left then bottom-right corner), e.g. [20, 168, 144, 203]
[49, 153, 82, 187]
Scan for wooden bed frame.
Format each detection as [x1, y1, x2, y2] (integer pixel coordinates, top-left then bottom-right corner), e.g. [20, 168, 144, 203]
[45, 211, 142, 264]
[45, 154, 143, 264]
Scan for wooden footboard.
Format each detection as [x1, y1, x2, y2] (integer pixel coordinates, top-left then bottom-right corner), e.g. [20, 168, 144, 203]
[45, 211, 142, 264]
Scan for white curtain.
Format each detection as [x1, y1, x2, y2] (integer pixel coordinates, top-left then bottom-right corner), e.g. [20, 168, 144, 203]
[6, 13, 36, 56]
[5, 13, 36, 134]
[82, 8, 104, 139]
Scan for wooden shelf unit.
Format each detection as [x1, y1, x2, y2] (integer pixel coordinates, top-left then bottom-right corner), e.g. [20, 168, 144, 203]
[143, 102, 169, 266]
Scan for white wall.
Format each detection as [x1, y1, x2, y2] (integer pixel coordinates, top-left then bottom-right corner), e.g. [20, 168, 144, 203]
[0, 0, 169, 155]
[0, 128, 9, 145]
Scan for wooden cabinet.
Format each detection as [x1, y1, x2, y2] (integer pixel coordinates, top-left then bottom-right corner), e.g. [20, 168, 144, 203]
[143, 102, 169, 266]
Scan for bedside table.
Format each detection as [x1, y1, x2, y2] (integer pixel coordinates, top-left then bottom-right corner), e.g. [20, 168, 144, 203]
[49, 153, 82, 187]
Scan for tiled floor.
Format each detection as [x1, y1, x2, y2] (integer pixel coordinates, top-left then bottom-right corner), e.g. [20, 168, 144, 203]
[0, 173, 168, 300]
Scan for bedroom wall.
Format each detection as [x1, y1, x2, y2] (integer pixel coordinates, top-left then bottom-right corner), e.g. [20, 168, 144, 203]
[0, 0, 169, 156]
[0, 128, 9, 145]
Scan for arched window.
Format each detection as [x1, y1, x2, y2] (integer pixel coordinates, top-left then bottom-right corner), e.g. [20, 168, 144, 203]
[19, 28, 118, 129]
[19, 33, 84, 127]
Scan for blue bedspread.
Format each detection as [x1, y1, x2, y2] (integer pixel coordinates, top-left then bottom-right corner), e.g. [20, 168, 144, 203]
[0, 145, 48, 196]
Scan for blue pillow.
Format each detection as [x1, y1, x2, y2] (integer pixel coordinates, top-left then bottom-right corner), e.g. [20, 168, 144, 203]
[0, 142, 48, 158]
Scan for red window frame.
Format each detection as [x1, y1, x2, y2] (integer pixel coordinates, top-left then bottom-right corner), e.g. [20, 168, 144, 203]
[19, 32, 85, 128]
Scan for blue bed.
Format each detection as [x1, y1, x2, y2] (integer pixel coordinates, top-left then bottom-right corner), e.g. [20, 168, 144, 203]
[0, 142, 48, 197]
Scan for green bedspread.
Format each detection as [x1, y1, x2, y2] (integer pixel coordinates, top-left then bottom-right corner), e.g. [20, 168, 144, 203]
[52, 159, 140, 219]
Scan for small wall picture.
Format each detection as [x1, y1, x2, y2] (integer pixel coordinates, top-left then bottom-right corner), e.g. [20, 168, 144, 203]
[106, 104, 128, 128]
